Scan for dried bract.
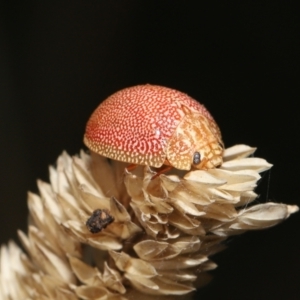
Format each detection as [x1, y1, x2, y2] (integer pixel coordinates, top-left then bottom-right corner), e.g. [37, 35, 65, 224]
[0, 145, 298, 300]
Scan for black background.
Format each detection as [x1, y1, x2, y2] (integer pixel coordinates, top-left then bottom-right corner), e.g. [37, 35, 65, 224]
[0, 2, 299, 299]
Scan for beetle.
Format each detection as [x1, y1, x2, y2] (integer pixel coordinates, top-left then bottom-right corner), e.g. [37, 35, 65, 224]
[84, 84, 224, 171]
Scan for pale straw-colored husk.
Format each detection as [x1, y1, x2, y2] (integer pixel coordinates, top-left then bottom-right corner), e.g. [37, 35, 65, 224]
[0, 145, 298, 300]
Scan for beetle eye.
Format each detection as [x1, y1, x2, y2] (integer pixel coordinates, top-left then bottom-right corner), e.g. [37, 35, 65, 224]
[193, 151, 201, 165]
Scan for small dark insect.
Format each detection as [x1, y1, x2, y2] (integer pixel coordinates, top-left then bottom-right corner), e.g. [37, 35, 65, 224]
[86, 209, 114, 234]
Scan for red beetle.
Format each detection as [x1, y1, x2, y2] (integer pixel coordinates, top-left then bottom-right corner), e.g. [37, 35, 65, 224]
[84, 85, 224, 171]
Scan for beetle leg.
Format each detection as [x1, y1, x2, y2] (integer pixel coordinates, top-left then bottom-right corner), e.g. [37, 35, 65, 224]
[151, 165, 173, 180]
[126, 164, 138, 171]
